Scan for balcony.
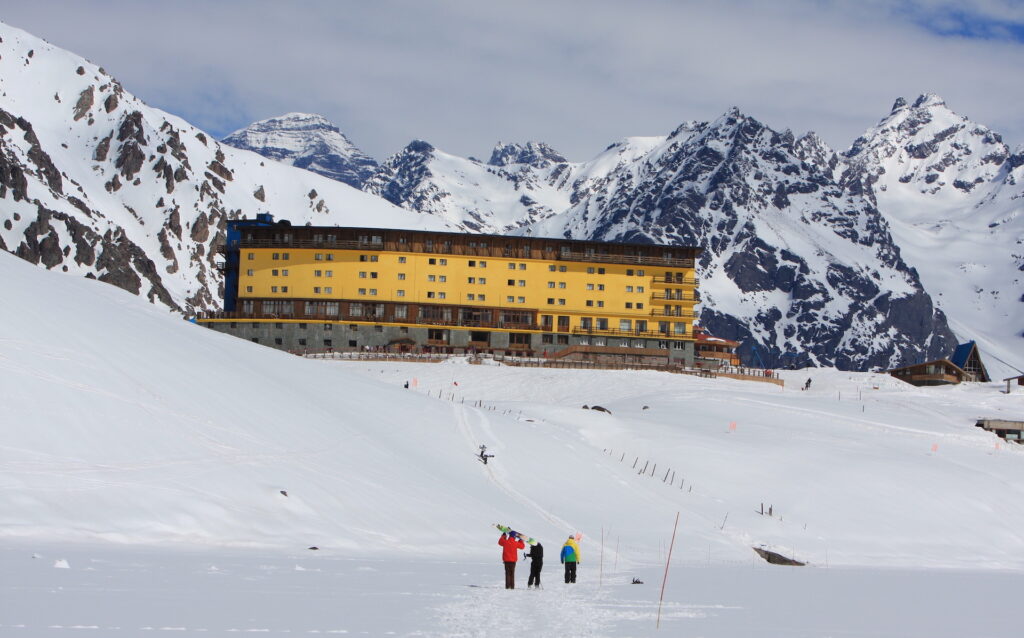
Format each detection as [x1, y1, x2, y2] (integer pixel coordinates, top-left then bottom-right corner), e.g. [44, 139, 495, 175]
[648, 308, 697, 318]
[651, 292, 699, 302]
[572, 327, 686, 339]
[557, 252, 695, 268]
[651, 276, 698, 286]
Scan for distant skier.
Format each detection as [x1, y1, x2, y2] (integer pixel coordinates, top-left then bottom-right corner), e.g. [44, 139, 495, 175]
[561, 535, 580, 583]
[526, 542, 544, 588]
[479, 445, 494, 465]
[804, 378, 812, 391]
[498, 530, 525, 589]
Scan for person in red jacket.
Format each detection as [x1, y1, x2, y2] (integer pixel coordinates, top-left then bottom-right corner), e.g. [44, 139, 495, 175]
[498, 530, 526, 589]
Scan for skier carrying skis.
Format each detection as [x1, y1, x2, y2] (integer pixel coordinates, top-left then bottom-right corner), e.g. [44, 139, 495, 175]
[498, 530, 525, 589]
[526, 542, 544, 588]
[561, 535, 580, 583]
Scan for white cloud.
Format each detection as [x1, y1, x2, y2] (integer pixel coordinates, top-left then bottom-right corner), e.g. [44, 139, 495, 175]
[5, 0, 1024, 160]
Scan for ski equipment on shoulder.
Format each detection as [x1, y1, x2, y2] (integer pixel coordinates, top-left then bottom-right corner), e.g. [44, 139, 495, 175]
[495, 523, 537, 545]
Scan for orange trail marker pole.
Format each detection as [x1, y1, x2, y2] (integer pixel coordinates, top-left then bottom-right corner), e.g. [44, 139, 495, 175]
[656, 511, 680, 630]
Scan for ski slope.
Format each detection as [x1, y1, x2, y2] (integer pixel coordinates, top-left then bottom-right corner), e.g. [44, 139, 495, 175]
[2, 252, 1024, 636]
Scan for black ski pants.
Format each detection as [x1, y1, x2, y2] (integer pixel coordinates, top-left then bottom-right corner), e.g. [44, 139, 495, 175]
[528, 560, 542, 587]
[563, 561, 577, 583]
[504, 561, 516, 589]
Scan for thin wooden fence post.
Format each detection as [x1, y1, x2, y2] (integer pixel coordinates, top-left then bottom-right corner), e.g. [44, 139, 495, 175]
[656, 512, 680, 630]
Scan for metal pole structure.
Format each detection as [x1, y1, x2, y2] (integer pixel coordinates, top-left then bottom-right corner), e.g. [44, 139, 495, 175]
[600, 526, 604, 587]
[656, 512, 681, 630]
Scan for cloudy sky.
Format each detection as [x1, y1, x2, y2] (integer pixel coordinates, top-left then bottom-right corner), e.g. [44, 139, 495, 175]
[6, 0, 1024, 161]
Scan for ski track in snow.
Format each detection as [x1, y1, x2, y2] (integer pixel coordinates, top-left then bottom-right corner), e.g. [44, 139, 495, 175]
[453, 404, 573, 532]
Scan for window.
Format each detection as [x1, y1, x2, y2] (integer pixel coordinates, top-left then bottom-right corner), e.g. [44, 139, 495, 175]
[598, 268, 605, 275]
[350, 304, 363, 317]
[439, 275, 447, 283]
[596, 318, 609, 330]
[558, 299, 566, 305]
[548, 282, 555, 288]
[468, 277, 476, 284]
[428, 275, 436, 282]
[314, 270, 322, 277]
[517, 296, 525, 303]
[325, 270, 333, 278]
[674, 323, 687, 335]
[594, 337, 606, 346]
[626, 286, 634, 293]
[469, 260, 476, 267]
[542, 334, 554, 344]
[626, 302, 633, 309]
[508, 279, 516, 286]
[251, 337, 259, 343]
[429, 258, 437, 265]
[298, 338, 307, 346]
[558, 265, 567, 272]
[282, 269, 289, 276]
[359, 255, 369, 262]
[627, 269, 634, 276]
[315, 253, 324, 261]
[579, 336, 590, 345]
[438, 292, 446, 299]
[598, 284, 605, 291]
[397, 290, 405, 297]
[427, 292, 435, 298]
[370, 272, 378, 279]
[518, 263, 526, 270]
[273, 253, 280, 260]
[547, 298, 555, 305]
[597, 301, 604, 307]
[324, 323, 333, 330]
[557, 335, 569, 345]
[358, 288, 367, 295]
[324, 287, 333, 294]
[348, 340, 358, 348]
[478, 294, 486, 301]
[326, 254, 334, 261]
[517, 280, 525, 287]
[247, 252, 255, 260]
[271, 286, 279, 293]
[245, 286, 253, 293]
[673, 341, 686, 350]
[282, 253, 290, 260]
[548, 265, 556, 272]
[620, 319, 632, 331]
[274, 337, 283, 345]
[369, 289, 377, 296]
[398, 256, 407, 263]
[395, 305, 408, 319]
[439, 258, 448, 266]
[360, 272, 368, 278]
[370, 255, 378, 262]
[637, 286, 644, 293]
[479, 261, 487, 268]
[558, 282, 566, 289]
[507, 296, 515, 303]
[467, 293, 476, 301]
[586, 300, 593, 307]
[587, 267, 595, 274]
[398, 273, 406, 280]
[314, 287, 321, 294]
[508, 263, 516, 270]
[580, 317, 592, 329]
[479, 277, 486, 284]
[637, 303, 644, 309]
[272, 269, 279, 276]
[637, 270, 645, 276]
[586, 283, 594, 291]
[246, 269, 254, 276]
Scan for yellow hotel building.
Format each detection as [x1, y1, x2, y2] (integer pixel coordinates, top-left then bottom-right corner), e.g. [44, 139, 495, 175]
[199, 214, 701, 365]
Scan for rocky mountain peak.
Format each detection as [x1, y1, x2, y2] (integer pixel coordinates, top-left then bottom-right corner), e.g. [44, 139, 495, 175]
[912, 93, 946, 109]
[488, 141, 567, 167]
[222, 113, 378, 188]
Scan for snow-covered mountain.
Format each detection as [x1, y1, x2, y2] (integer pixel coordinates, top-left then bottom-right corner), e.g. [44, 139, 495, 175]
[842, 94, 1024, 377]
[221, 112, 379, 188]
[0, 22, 447, 314]
[362, 116, 957, 370]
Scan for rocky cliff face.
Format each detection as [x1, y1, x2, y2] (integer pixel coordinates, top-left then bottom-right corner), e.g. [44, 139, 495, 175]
[221, 113, 378, 189]
[0, 22, 446, 314]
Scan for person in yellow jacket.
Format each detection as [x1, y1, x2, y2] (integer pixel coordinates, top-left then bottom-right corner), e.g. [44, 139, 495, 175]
[560, 536, 580, 583]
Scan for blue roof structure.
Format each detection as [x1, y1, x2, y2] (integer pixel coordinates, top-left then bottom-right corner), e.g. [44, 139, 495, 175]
[950, 341, 976, 369]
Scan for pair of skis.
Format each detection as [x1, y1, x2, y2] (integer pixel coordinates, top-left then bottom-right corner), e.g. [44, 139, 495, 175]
[495, 524, 583, 547]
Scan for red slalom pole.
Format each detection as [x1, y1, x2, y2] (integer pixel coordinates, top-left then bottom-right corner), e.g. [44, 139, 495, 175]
[656, 512, 680, 629]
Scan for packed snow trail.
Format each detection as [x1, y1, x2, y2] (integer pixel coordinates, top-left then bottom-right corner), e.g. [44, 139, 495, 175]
[453, 403, 574, 532]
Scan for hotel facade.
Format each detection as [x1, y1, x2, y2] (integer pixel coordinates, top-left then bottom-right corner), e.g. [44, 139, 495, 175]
[199, 215, 702, 365]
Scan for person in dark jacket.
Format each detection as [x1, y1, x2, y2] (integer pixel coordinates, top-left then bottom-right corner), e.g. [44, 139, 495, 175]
[498, 531, 525, 589]
[526, 542, 544, 588]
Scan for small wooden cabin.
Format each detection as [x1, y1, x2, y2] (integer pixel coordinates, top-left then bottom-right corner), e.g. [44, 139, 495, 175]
[975, 419, 1024, 444]
[888, 359, 971, 386]
[694, 327, 741, 368]
[888, 341, 991, 387]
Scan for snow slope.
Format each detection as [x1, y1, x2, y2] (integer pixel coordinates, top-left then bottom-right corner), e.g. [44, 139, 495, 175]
[2, 249, 1023, 571]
